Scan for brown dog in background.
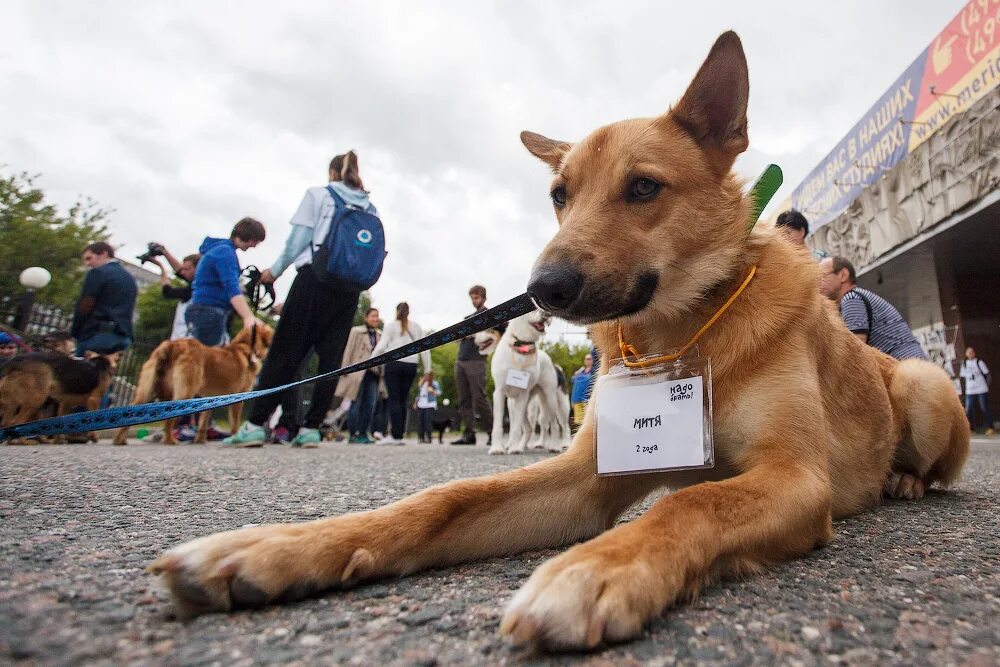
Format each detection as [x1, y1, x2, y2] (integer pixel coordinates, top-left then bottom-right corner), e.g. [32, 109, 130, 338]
[112, 325, 273, 446]
[148, 32, 969, 651]
[0, 351, 119, 443]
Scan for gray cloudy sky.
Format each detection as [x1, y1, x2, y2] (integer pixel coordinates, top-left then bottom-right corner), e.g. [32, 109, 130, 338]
[1, 1, 962, 337]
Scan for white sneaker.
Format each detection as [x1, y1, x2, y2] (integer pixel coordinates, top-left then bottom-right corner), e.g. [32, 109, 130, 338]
[376, 434, 402, 445]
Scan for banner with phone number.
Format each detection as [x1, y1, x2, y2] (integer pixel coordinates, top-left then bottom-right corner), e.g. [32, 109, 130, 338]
[792, 0, 1000, 231]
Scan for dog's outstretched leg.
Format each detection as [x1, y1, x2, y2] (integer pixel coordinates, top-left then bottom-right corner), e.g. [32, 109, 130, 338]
[501, 446, 833, 650]
[150, 422, 662, 619]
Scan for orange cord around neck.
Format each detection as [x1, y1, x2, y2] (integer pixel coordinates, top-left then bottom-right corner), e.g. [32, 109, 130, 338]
[617, 264, 757, 368]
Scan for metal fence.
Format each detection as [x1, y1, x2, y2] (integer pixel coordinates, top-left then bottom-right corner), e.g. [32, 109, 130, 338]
[0, 298, 159, 407]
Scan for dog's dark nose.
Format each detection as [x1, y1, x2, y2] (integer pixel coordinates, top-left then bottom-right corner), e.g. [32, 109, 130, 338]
[527, 263, 584, 312]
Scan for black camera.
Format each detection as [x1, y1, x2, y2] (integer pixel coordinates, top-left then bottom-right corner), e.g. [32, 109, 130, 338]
[136, 242, 166, 265]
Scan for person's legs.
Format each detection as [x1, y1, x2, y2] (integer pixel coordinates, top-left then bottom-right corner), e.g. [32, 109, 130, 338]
[455, 361, 474, 438]
[387, 362, 417, 440]
[419, 408, 433, 441]
[383, 362, 403, 439]
[974, 393, 994, 432]
[371, 397, 388, 436]
[277, 387, 301, 431]
[302, 284, 360, 429]
[468, 360, 493, 437]
[348, 372, 377, 437]
[357, 373, 378, 435]
[246, 272, 317, 426]
[965, 394, 978, 430]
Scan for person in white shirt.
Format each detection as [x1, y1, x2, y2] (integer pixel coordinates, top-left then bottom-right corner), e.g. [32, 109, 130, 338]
[414, 371, 441, 444]
[371, 302, 432, 444]
[225, 151, 378, 448]
[960, 346, 994, 435]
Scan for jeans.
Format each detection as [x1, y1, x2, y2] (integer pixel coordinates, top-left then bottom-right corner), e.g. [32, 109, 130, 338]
[965, 392, 994, 430]
[185, 303, 229, 347]
[418, 407, 435, 441]
[75, 332, 131, 356]
[384, 361, 418, 440]
[347, 371, 379, 436]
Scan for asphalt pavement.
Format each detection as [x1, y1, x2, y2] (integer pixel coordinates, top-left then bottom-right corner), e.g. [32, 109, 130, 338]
[1, 435, 998, 666]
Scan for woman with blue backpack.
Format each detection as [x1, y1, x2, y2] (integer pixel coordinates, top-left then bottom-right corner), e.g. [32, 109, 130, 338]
[225, 151, 386, 448]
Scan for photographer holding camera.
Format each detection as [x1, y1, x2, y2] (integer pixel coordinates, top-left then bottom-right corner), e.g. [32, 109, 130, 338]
[143, 243, 202, 341]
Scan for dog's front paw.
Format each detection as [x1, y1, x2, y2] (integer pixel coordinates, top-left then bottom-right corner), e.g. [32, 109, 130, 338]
[500, 540, 667, 651]
[149, 518, 374, 618]
[545, 437, 570, 453]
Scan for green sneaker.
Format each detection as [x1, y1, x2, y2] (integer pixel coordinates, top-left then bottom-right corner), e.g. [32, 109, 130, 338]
[222, 422, 266, 448]
[291, 427, 321, 448]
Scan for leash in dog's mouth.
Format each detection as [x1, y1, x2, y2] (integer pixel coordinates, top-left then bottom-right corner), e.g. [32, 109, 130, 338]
[0, 293, 537, 440]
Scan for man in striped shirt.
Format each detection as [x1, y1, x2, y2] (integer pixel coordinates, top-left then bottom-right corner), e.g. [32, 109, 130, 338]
[818, 256, 927, 361]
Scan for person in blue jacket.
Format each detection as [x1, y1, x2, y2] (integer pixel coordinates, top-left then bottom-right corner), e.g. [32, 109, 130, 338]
[185, 217, 267, 346]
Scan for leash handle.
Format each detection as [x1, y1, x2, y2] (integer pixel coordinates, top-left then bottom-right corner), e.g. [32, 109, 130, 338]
[0, 293, 536, 440]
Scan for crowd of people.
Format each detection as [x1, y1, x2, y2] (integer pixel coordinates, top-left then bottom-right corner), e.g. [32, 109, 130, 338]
[3, 163, 995, 443]
[776, 209, 994, 435]
[2, 150, 532, 447]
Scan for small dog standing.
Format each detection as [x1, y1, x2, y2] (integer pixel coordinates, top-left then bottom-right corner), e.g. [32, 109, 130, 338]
[112, 325, 273, 445]
[0, 351, 118, 443]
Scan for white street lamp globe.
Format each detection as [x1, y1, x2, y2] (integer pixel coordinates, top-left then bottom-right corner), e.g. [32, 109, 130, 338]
[19, 267, 51, 290]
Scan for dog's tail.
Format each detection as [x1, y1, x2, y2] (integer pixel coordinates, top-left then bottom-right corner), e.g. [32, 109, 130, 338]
[888, 359, 970, 489]
[134, 341, 172, 404]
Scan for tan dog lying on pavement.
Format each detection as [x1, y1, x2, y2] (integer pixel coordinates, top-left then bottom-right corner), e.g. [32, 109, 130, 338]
[112, 325, 273, 445]
[148, 32, 968, 651]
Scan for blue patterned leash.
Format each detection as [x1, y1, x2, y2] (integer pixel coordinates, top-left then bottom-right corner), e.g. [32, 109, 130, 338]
[0, 293, 535, 440]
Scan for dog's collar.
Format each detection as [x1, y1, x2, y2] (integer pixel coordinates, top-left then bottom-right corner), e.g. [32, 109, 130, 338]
[511, 339, 537, 355]
[618, 264, 757, 367]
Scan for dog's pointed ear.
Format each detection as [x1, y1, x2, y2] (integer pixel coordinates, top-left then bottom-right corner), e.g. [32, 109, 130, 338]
[520, 131, 572, 172]
[669, 31, 749, 174]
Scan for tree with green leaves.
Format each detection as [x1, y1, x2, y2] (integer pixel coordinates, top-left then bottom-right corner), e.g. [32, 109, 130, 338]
[353, 291, 372, 326]
[541, 339, 592, 387]
[0, 171, 111, 310]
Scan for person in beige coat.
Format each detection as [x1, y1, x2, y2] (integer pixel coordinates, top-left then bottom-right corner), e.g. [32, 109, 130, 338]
[334, 307, 384, 443]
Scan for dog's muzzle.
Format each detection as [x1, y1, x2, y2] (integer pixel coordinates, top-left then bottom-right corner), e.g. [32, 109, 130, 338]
[527, 262, 584, 313]
[528, 262, 658, 324]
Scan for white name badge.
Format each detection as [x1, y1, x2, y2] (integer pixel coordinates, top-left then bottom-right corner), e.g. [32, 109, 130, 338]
[505, 369, 530, 389]
[595, 353, 714, 476]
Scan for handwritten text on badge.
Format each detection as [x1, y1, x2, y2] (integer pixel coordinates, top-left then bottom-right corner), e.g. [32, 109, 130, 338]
[597, 375, 704, 475]
[505, 369, 530, 389]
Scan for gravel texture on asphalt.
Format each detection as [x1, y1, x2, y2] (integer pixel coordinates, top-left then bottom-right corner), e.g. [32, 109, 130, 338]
[1, 437, 998, 666]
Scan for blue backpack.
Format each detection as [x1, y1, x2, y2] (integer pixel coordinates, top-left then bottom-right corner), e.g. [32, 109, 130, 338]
[311, 185, 386, 291]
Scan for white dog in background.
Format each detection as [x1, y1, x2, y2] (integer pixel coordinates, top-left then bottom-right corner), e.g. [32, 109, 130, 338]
[488, 310, 570, 454]
[525, 367, 571, 451]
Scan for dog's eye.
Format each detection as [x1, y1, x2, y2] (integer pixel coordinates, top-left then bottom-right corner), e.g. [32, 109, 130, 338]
[628, 177, 661, 201]
[550, 185, 567, 208]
